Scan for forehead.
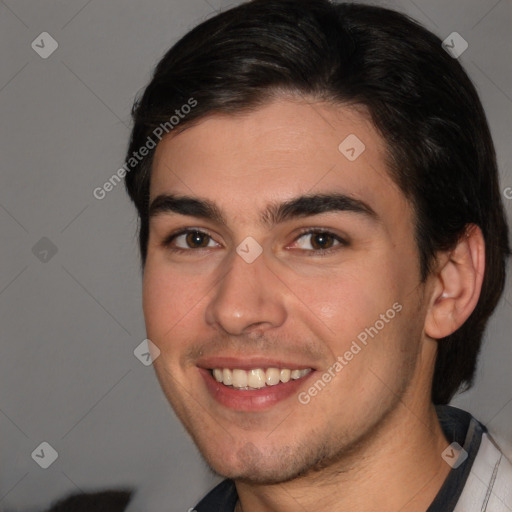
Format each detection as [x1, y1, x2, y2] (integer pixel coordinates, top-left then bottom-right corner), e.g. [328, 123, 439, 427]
[149, 97, 408, 225]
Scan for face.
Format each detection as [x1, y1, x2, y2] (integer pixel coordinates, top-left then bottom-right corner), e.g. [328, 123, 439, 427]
[143, 97, 432, 483]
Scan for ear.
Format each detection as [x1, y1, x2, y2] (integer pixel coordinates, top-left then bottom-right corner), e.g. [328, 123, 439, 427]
[424, 224, 486, 339]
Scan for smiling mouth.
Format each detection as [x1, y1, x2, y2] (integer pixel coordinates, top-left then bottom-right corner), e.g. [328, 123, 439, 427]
[210, 367, 312, 390]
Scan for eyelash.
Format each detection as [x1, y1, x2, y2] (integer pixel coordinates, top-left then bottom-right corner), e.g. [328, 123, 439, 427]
[161, 228, 348, 256]
[294, 228, 348, 256]
[161, 229, 216, 254]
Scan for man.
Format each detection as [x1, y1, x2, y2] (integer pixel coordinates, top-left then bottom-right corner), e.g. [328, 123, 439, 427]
[48, 0, 511, 510]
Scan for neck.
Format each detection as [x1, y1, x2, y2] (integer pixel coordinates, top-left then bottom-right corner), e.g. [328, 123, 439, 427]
[235, 401, 451, 512]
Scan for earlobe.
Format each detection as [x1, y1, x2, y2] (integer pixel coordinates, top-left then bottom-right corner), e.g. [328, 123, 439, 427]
[424, 224, 485, 340]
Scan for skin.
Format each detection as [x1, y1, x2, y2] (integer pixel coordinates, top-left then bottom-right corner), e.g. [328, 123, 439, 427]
[143, 97, 485, 511]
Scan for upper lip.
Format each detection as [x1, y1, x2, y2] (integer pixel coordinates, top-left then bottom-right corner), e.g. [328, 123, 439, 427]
[196, 356, 316, 371]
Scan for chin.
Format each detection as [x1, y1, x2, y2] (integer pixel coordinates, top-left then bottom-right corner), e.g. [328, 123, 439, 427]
[211, 459, 305, 485]
[200, 439, 338, 485]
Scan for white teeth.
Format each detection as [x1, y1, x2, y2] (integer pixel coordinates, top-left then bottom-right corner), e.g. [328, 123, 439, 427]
[222, 368, 232, 386]
[232, 369, 248, 388]
[266, 367, 280, 386]
[280, 369, 291, 383]
[247, 369, 266, 389]
[211, 367, 312, 389]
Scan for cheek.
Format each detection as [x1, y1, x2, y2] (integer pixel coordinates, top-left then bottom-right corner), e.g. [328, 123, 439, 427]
[142, 262, 203, 345]
[142, 265, 168, 334]
[305, 270, 391, 330]
[306, 263, 414, 365]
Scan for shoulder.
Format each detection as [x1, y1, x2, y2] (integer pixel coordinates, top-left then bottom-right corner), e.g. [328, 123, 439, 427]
[193, 479, 238, 512]
[455, 432, 512, 511]
[432, 405, 512, 511]
[44, 489, 133, 512]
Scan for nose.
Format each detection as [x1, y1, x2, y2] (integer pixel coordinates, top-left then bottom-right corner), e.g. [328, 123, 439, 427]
[204, 248, 287, 336]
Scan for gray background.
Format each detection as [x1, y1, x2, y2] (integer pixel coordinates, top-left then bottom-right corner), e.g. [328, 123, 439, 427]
[0, 0, 511, 511]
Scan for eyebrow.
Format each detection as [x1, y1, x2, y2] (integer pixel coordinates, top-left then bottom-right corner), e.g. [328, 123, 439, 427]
[148, 192, 379, 227]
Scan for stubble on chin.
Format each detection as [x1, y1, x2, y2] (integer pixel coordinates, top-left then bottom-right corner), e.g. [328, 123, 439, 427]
[195, 374, 412, 486]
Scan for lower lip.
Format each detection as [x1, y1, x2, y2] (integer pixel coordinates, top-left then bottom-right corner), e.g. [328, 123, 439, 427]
[199, 368, 315, 412]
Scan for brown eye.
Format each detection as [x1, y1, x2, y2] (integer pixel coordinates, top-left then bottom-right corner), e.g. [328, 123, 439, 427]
[309, 232, 336, 250]
[184, 231, 211, 248]
[293, 230, 345, 252]
[163, 229, 219, 251]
